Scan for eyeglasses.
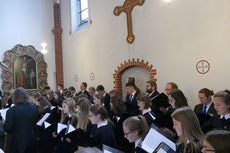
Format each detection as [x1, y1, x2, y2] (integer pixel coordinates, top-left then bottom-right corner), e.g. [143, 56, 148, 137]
[169, 99, 175, 103]
[124, 131, 133, 137]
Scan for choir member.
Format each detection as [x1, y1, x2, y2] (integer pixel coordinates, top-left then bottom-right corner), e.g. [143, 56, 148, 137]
[56, 99, 78, 153]
[202, 90, 230, 133]
[96, 85, 111, 114]
[76, 98, 91, 131]
[194, 88, 216, 115]
[89, 104, 117, 150]
[47, 90, 58, 106]
[136, 93, 157, 127]
[123, 115, 149, 153]
[125, 82, 140, 115]
[161, 89, 188, 137]
[88, 86, 96, 104]
[4, 88, 38, 153]
[78, 82, 90, 98]
[93, 94, 104, 105]
[171, 107, 204, 153]
[201, 130, 230, 153]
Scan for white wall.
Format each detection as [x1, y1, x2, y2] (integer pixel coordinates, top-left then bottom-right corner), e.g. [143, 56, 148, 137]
[0, 0, 56, 90]
[61, 0, 230, 108]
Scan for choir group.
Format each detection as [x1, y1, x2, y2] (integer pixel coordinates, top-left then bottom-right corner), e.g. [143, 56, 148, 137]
[0, 79, 230, 153]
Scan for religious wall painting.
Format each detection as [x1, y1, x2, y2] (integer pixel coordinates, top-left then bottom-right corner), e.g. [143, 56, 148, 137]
[1, 44, 48, 93]
[14, 55, 37, 89]
[1, 70, 13, 82]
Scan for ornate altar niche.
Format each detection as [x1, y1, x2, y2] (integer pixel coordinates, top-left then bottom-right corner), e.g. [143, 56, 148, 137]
[1, 44, 48, 93]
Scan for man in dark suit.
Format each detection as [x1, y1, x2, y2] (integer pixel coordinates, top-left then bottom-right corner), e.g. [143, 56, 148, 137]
[125, 82, 140, 115]
[4, 88, 38, 153]
[57, 84, 64, 100]
[68, 86, 78, 97]
[146, 80, 161, 117]
[146, 80, 159, 101]
[88, 86, 96, 103]
[194, 88, 217, 115]
[96, 85, 111, 113]
[78, 82, 90, 98]
[194, 103, 216, 115]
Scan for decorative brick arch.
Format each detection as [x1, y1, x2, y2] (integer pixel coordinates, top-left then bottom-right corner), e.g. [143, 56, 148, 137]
[113, 58, 157, 98]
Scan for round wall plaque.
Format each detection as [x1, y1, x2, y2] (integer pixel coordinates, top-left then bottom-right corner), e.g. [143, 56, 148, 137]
[90, 73, 95, 81]
[196, 60, 210, 74]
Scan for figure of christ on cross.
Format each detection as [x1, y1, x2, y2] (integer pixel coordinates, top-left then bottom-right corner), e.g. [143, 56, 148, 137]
[114, 0, 145, 44]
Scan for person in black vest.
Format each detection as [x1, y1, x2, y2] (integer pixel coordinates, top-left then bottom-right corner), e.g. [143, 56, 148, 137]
[4, 87, 38, 153]
[96, 85, 111, 114]
[194, 88, 217, 116]
[125, 82, 140, 115]
[203, 90, 230, 133]
[78, 82, 90, 98]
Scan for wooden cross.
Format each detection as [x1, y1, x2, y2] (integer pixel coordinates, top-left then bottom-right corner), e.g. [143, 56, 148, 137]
[114, 0, 145, 44]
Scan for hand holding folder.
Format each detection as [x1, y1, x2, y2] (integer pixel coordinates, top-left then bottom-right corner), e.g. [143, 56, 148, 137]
[138, 123, 176, 153]
[65, 128, 96, 147]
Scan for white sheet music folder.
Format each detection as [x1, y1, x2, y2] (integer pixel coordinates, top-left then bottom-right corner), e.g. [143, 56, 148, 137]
[139, 124, 176, 153]
[0, 108, 9, 120]
[36, 113, 50, 126]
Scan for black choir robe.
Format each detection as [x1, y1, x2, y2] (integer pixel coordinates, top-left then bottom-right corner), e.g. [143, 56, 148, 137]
[90, 124, 117, 150]
[4, 103, 38, 153]
[103, 93, 111, 115]
[143, 110, 157, 127]
[202, 115, 230, 133]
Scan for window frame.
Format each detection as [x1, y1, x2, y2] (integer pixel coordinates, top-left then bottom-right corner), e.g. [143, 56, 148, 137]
[78, 0, 89, 25]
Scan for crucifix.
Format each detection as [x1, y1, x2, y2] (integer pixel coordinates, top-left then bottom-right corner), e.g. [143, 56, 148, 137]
[114, 0, 145, 44]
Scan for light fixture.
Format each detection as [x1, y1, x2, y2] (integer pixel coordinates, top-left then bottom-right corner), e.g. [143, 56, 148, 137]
[164, 0, 171, 3]
[41, 42, 48, 54]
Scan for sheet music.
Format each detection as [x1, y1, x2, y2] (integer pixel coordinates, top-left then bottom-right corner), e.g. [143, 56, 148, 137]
[104, 151, 112, 153]
[0, 148, 4, 153]
[116, 116, 120, 121]
[141, 128, 176, 152]
[67, 124, 75, 134]
[57, 123, 67, 134]
[36, 113, 50, 126]
[158, 148, 167, 153]
[0, 108, 9, 120]
[44, 121, 51, 129]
